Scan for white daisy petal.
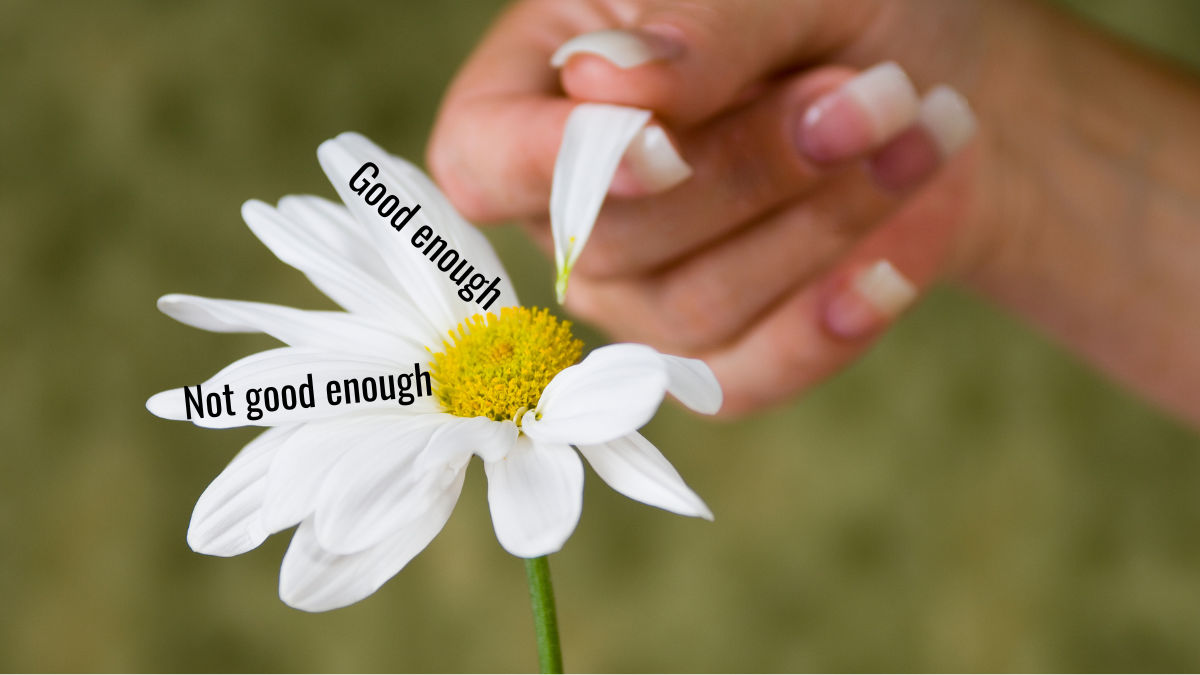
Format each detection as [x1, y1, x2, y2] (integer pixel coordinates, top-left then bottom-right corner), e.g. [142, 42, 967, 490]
[416, 416, 518, 471]
[316, 133, 518, 330]
[313, 414, 456, 555]
[279, 470, 464, 613]
[485, 435, 584, 558]
[260, 413, 416, 534]
[577, 431, 713, 521]
[550, 103, 652, 302]
[276, 195, 398, 292]
[332, 132, 513, 285]
[661, 354, 723, 415]
[157, 294, 424, 358]
[522, 343, 668, 446]
[241, 199, 440, 344]
[326, 133, 510, 282]
[188, 425, 300, 557]
[146, 347, 440, 428]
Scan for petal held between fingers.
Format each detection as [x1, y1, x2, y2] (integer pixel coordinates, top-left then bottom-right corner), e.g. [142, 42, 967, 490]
[551, 103, 652, 302]
[279, 472, 464, 613]
[577, 431, 713, 520]
[522, 343, 668, 446]
[485, 436, 584, 559]
[188, 425, 300, 557]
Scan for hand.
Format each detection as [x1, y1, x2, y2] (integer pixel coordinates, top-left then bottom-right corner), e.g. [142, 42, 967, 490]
[431, 0, 1200, 426]
[429, 0, 982, 415]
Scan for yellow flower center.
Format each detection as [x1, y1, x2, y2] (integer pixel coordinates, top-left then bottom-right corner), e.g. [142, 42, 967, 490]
[430, 307, 583, 421]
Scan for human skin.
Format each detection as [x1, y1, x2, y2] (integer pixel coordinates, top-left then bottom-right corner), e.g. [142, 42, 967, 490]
[427, 0, 1200, 426]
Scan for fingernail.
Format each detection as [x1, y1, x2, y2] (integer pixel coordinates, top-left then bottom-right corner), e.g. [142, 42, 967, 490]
[550, 28, 683, 69]
[824, 260, 918, 339]
[621, 124, 693, 193]
[868, 85, 976, 190]
[797, 61, 920, 163]
[918, 85, 977, 158]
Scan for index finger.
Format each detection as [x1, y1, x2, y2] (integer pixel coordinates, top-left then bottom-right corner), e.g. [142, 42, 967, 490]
[428, 0, 880, 223]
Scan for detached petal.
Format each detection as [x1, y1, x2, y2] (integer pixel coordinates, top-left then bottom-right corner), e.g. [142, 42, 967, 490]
[187, 425, 300, 556]
[278, 471, 464, 613]
[522, 343, 667, 446]
[317, 133, 518, 330]
[550, 103, 651, 302]
[158, 294, 424, 359]
[146, 347, 439, 428]
[662, 354, 723, 415]
[313, 414, 456, 555]
[577, 431, 713, 520]
[485, 436, 583, 558]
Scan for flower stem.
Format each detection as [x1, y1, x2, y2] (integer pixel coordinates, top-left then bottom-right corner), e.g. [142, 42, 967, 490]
[524, 556, 564, 673]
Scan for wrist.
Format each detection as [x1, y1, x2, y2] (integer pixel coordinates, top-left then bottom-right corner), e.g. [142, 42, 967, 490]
[939, 0, 1067, 288]
[933, 0, 1200, 425]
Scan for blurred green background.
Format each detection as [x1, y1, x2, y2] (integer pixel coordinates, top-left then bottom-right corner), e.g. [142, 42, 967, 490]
[3, 0, 1200, 671]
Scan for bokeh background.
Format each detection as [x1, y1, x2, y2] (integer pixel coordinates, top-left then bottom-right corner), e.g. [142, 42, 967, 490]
[3, 0, 1200, 671]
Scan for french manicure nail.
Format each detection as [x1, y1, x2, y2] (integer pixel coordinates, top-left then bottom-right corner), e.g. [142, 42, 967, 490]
[918, 85, 977, 158]
[550, 28, 682, 69]
[868, 85, 977, 189]
[798, 61, 920, 163]
[622, 125, 693, 193]
[825, 260, 918, 339]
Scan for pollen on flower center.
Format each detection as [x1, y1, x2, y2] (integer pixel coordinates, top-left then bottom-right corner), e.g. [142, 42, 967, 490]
[430, 307, 583, 422]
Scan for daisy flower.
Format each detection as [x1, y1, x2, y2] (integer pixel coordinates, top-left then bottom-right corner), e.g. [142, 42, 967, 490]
[147, 132, 720, 613]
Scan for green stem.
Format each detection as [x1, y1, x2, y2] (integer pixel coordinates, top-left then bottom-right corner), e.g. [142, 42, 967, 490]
[524, 556, 564, 673]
